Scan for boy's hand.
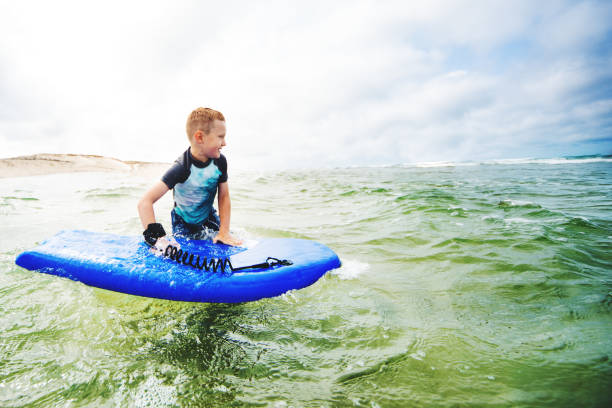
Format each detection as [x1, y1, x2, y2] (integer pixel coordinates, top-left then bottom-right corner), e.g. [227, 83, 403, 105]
[144, 223, 180, 256]
[150, 235, 180, 256]
[213, 231, 243, 247]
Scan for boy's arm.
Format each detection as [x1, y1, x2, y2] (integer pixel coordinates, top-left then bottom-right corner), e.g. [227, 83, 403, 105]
[213, 181, 243, 246]
[137, 181, 169, 229]
[138, 181, 179, 252]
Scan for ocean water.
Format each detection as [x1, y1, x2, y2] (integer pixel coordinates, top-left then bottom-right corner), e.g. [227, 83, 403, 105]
[1, 157, 611, 407]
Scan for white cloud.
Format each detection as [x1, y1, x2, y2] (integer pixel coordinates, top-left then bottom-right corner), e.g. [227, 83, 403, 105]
[534, 0, 612, 52]
[0, 0, 610, 169]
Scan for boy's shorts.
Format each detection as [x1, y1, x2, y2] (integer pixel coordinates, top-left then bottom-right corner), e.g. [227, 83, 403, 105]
[171, 208, 220, 240]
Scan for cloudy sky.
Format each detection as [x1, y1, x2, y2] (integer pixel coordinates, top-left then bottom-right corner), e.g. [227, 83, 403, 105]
[1, 0, 611, 169]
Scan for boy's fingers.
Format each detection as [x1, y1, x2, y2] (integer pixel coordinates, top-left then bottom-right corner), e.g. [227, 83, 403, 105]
[213, 235, 243, 246]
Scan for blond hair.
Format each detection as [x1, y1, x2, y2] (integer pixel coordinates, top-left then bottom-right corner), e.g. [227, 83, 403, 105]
[186, 107, 225, 140]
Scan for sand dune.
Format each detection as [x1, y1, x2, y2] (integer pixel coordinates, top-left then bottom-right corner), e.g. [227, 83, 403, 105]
[0, 153, 168, 178]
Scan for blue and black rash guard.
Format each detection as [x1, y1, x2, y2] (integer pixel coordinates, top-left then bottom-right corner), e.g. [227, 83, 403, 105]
[161, 148, 228, 225]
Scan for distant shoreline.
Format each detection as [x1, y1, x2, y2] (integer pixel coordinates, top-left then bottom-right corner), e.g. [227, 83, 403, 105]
[1, 153, 609, 178]
[0, 153, 168, 178]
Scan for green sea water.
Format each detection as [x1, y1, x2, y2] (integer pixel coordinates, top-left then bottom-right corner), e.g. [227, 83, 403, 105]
[1, 157, 611, 407]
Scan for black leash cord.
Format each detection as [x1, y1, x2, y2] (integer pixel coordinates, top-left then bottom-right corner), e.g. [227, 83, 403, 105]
[163, 245, 292, 273]
[231, 257, 293, 272]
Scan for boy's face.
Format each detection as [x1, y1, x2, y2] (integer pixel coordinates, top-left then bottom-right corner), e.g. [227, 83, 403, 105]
[196, 120, 226, 159]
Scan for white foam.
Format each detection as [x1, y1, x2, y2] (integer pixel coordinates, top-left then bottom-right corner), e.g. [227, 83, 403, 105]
[505, 217, 534, 224]
[483, 157, 612, 166]
[407, 161, 479, 168]
[396, 156, 612, 168]
[332, 259, 369, 280]
[498, 199, 537, 207]
[410, 350, 426, 361]
[132, 375, 177, 407]
[414, 161, 456, 168]
[279, 290, 299, 303]
[335, 156, 611, 169]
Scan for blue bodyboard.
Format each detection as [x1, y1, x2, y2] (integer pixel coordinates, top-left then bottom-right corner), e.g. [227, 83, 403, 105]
[15, 230, 341, 303]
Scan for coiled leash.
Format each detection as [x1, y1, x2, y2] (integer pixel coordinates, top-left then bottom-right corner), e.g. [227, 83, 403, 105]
[144, 223, 292, 274]
[163, 244, 292, 273]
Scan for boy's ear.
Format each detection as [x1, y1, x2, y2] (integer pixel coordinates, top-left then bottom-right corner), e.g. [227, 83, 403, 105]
[193, 130, 203, 142]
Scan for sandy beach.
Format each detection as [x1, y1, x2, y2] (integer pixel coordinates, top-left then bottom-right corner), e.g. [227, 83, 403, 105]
[0, 153, 168, 178]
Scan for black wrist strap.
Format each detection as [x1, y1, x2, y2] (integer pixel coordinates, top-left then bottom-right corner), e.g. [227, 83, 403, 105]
[143, 223, 166, 246]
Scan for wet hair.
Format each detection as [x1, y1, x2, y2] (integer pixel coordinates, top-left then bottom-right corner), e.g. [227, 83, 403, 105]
[186, 107, 225, 140]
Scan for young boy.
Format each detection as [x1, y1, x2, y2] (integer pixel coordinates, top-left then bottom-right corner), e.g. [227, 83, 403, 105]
[138, 107, 243, 251]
